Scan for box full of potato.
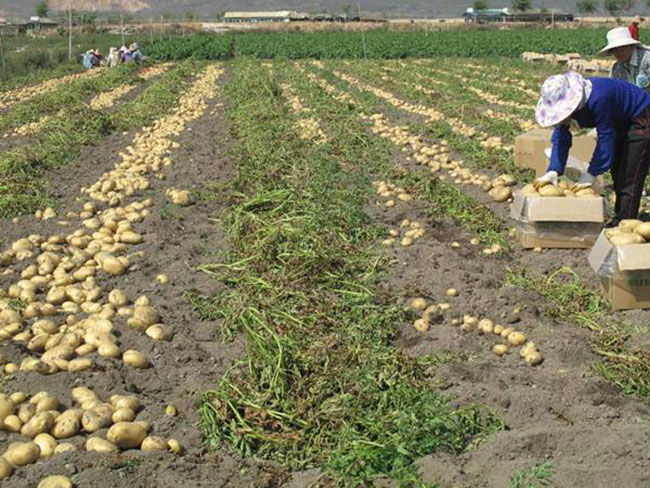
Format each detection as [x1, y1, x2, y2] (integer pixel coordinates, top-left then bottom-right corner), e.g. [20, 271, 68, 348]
[588, 220, 650, 310]
[510, 183, 606, 249]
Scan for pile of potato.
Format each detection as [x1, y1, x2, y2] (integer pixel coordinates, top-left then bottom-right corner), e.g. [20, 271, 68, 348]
[523, 181, 599, 198]
[409, 298, 543, 366]
[363, 112, 518, 204]
[381, 218, 426, 248]
[279, 82, 329, 145]
[605, 219, 650, 246]
[137, 63, 174, 81]
[0, 388, 181, 480]
[0, 69, 105, 110]
[166, 188, 193, 207]
[0, 67, 224, 374]
[90, 85, 138, 110]
[373, 180, 414, 207]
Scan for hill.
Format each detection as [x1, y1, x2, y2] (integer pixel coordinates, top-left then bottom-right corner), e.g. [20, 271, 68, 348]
[0, 0, 641, 21]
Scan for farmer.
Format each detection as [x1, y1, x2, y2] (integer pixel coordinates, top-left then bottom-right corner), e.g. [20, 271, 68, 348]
[629, 15, 644, 41]
[107, 47, 120, 68]
[602, 27, 650, 90]
[535, 71, 650, 227]
[130, 43, 143, 64]
[121, 45, 135, 64]
[82, 49, 101, 70]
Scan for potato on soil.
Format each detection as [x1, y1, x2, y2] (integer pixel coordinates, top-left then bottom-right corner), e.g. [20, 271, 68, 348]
[107, 422, 147, 449]
[141, 436, 167, 451]
[410, 297, 427, 311]
[0, 457, 13, 479]
[37, 475, 73, 488]
[413, 319, 429, 332]
[123, 350, 149, 368]
[493, 344, 509, 356]
[3, 441, 40, 466]
[167, 438, 182, 454]
[86, 437, 117, 453]
[508, 331, 526, 347]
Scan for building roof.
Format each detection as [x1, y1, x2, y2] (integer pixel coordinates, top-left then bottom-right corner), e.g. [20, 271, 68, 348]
[224, 11, 294, 19]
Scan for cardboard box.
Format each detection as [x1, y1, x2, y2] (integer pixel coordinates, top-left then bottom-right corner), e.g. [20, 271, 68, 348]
[510, 191, 605, 249]
[514, 128, 597, 177]
[588, 231, 650, 310]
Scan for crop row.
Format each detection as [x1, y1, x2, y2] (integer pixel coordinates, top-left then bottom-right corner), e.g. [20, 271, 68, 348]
[147, 28, 613, 60]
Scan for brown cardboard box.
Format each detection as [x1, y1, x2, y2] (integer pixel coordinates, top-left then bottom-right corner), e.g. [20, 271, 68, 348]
[514, 128, 597, 177]
[510, 191, 605, 249]
[588, 231, 650, 310]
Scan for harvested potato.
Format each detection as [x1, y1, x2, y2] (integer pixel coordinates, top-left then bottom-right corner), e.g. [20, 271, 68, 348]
[122, 350, 149, 368]
[34, 433, 57, 458]
[413, 319, 429, 332]
[634, 222, 650, 239]
[167, 438, 182, 454]
[3, 441, 40, 466]
[538, 185, 562, 197]
[410, 297, 427, 311]
[37, 475, 73, 488]
[525, 351, 544, 366]
[86, 437, 117, 453]
[492, 344, 509, 356]
[141, 436, 167, 451]
[445, 288, 459, 297]
[21, 411, 55, 438]
[107, 422, 147, 449]
[112, 407, 135, 423]
[609, 233, 645, 246]
[508, 331, 526, 347]
[145, 324, 173, 342]
[0, 457, 12, 480]
[54, 443, 77, 454]
[165, 405, 177, 417]
[52, 411, 80, 439]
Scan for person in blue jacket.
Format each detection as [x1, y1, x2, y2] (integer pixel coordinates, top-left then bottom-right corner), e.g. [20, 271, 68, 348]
[536, 71, 650, 226]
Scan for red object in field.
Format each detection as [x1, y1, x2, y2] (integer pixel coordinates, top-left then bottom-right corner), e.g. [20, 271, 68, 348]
[630, 22, 640, 41]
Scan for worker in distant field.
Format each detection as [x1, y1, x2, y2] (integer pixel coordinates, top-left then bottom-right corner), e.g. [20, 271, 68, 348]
[107, 47, 119, 68]
[130, 43, 143, 64]
[629, 15, 644, 41]
[82, 49, 101, 70]
[535, 71, 650, 226]
[602, 27, 650, 90]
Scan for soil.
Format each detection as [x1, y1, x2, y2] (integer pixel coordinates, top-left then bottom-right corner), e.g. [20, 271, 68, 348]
[0, 69, 287, 488]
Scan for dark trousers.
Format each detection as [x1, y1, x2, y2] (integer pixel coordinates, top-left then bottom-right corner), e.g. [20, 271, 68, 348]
[611, 107, 650, 225]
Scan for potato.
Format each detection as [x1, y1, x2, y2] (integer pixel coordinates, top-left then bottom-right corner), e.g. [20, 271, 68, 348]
[0, 396, 13, 422]
[111, 395, 139, 412]
[108, 289, 128, 307]
[140, 436, 167, 451]
[107, 422, 147, 449]
[112, 407, 135, 423]
[145, 324, 173, 341]
[122, 350, 149, 368]
[413, 319, 429, 332]
[156, 274, 170, 285]
[3, 441, 40, 466]
[82, 405, 113, 433]
[489, 186, 512, 203]
[410, 297, 427, 311]
[101, 256, 126, 276]
[68, 358, 94, 372]
[575, 188, 597, 198]
[86, 437, 117, 453]
[119, 231, 143, 245]
[9, 391, 26, 405]
[34, 433, 57, 458]
[499, 327, 514, 339]
[524, 351, 544, 366]
[72, 386, 96, 404]
[538, 185, 562, 197]
[445, 288, 459, 297]
[492, 344, 509, 356]
[520, 341, 537, 358]
[167, 438, 182, 454]
[478, 319, 494, 335]
[52, 411, 81, 439]
[635, 222, 650, 239]
[165, 405, 177, 417]
[508, 331, 527, 347]
[18, 403, 36, 423]
[3, 415, 22, 432]
[493, 324, 504, 335]
[54, 442, 77, 454]
[38, 475, 73, 488]
[98, 342, 121, 358]
[609, 233, 645, 246]
[21, 411, 55, 438]
[0, 457, 13, 480]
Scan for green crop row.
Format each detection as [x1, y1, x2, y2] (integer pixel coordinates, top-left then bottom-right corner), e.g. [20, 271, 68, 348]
[147, 28, 613, 60]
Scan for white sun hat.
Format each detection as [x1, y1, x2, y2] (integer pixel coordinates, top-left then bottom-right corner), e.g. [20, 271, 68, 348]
[535, 72, 591, 128]
[599, 27, 641, 55]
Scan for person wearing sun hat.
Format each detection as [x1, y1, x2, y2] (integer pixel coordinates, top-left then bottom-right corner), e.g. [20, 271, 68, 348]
[602, 27, 650, 90]
[536, 71, 650, 226]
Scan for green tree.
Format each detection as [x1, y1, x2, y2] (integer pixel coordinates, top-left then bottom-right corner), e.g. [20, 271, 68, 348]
[577, 0, 597, 14]
[183, 11, 197, 22]
[473, 0, 488, 10]
[341, 0, 351, 16]
[35, 1, 49, 18]
[511, 0, 532, 11]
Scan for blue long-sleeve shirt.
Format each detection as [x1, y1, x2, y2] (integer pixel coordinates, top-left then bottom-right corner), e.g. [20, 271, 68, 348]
[548, 77, 650, 176]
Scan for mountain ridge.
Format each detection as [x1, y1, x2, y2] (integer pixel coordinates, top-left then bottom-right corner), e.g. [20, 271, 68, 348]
[0, 0, 643, 21]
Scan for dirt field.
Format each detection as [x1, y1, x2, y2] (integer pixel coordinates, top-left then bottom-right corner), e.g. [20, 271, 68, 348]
[2, 56, 650, 488]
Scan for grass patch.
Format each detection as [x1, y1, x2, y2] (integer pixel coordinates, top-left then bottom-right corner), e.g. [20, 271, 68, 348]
[193, 59, 502, 487]
[509, 461, 554, 488]
[505, 267, 650, 401]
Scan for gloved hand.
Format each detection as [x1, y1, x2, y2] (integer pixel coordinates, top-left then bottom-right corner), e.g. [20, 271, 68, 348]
[637, 73, 650, 89]
[534, 170, 558, 189]
[571, 171, 597, 191]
